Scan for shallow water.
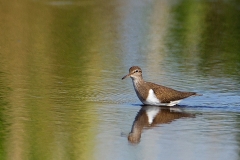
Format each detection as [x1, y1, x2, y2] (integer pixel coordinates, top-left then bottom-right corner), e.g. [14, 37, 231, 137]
[0, 0, 240, 160]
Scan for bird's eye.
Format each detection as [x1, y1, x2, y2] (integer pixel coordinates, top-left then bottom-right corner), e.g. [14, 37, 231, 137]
[135, 70, 138, 72]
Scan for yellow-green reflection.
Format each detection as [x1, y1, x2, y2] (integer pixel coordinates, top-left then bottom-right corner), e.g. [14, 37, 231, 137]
[168, 0, 240, 76]
[0, 0, 119, 159]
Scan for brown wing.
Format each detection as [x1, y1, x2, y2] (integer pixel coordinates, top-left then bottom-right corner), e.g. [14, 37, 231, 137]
[146, 82, 197, 103]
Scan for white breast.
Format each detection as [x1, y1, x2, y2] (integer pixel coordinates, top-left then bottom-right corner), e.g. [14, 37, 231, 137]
[144, 89, 161, 105]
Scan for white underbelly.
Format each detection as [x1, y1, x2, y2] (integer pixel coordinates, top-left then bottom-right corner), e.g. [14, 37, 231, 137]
[143, 89, 161, 105]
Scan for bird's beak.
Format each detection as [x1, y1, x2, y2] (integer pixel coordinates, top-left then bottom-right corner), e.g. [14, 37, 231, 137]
[122, 73, 130, 80]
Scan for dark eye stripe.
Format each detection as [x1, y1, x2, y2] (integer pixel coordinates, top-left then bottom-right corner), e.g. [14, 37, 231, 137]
[134, 70, 141, 73]
[133, 70, 141, 73]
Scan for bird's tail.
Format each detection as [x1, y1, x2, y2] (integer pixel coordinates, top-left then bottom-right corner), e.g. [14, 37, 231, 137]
[194, 93, 202, 96]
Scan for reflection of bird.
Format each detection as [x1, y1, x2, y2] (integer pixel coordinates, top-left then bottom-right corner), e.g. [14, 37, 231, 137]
[128, 106, 194, 143]
[122, 66, 201, 106]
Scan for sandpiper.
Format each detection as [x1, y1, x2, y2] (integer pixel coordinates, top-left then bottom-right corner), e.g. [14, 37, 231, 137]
[122, 66, 200, 106]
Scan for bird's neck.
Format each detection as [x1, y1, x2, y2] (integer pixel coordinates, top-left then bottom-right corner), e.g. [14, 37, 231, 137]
[132, 77, 145, 90]
[131, 77, 148, 102]
[132, 76, 144, 85]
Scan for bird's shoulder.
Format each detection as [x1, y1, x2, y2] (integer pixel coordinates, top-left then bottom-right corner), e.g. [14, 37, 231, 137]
[145, 81, 180, 94]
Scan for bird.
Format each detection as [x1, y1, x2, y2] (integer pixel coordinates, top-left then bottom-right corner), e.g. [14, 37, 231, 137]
[122, 66, 201, 106]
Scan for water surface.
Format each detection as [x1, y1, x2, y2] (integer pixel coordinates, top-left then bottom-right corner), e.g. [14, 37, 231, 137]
[0, 0, 240, 160]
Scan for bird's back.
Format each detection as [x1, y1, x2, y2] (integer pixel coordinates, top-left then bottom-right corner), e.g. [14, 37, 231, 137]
[146, 82, 197, 103]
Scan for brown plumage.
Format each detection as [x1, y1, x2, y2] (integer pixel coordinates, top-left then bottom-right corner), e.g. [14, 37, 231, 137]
[122, 66, 200, 105]
[146, 82, 196, 103]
